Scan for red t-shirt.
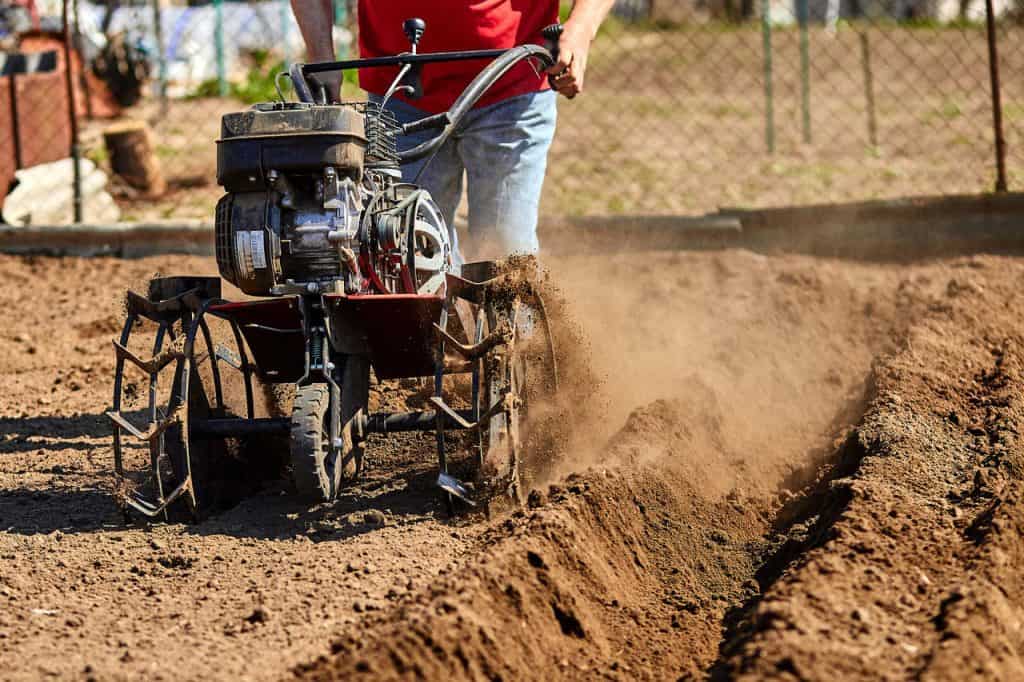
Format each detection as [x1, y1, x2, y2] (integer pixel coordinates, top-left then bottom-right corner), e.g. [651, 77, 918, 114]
[357, 1, 559, 114]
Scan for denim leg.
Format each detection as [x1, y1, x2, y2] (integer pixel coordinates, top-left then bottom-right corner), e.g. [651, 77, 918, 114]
[456, 91, 557, 259]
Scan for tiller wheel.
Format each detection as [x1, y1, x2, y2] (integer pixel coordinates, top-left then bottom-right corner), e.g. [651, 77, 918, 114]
[108, 277, 256, 520]
[427, 257, 561, 509]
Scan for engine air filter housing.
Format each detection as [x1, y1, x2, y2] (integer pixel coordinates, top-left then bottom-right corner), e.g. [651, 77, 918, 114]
[216, 102, 367, 192]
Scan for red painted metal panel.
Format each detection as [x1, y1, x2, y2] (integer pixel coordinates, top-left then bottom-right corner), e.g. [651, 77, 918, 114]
[324, 294, 443, 380]
[210, 293, 446, 382]
[210, 298, 306, 382]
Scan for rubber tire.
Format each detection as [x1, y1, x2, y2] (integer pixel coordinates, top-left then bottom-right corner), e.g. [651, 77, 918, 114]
[290, 384, 334, 501]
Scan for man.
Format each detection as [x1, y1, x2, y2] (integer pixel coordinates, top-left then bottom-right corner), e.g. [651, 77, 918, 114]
[291, 0, 613, 260]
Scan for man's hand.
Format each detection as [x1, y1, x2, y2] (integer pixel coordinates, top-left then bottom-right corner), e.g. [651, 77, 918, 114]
[547, 0, 614, 99]
[291, 0, 338, 99]
[546, 24, 592, 99]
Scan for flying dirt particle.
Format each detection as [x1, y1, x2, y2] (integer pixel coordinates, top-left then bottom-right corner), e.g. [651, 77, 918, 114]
[362, 510, 387, 526]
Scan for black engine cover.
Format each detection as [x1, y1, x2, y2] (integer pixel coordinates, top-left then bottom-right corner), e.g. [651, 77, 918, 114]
[216, 103, 367, 192]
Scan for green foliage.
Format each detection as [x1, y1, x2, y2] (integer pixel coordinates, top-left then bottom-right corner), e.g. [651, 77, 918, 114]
[233, 49, 289, 103]
[189, 48, 365, 103]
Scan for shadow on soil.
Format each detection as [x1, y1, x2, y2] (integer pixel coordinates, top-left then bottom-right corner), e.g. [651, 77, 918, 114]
[0, 410, 468, 540]
[186, 464, 452, 542]
[0, 464, 452, 540]
[0, 486, 119, 535]
[0, 413, 110, 455]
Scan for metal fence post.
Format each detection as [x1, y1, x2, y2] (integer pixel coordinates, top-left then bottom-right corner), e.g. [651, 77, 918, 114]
[762, 0, 775, 153]
[859, 31, 878, 149]
[62, 0, 83, 222]
[152, 0, 168, 112]
[798, 0, 811, 144]
[984, 0, 1007, 192]
[280, 0, 291, 58]
[215, 0, 228, 96]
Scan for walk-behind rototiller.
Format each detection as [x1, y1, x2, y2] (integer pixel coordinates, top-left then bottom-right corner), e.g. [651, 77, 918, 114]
[108, 20, 565, 520]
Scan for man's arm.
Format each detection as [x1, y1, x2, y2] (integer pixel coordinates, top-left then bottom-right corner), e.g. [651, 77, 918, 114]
[548, 0, 616, 98]
[290, 0, 341, 98]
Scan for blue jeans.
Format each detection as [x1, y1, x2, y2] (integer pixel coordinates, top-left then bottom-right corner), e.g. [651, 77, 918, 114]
[369, 90, 557, 260]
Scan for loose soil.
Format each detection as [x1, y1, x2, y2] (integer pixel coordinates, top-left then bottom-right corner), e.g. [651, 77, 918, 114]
[1, 249, 1023, 680]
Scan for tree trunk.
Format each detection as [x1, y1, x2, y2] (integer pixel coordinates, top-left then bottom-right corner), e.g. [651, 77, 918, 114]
[103, 121, 166, 196]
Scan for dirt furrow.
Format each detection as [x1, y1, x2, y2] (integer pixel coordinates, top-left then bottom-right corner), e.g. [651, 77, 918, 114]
[713, 259, 1024, 680]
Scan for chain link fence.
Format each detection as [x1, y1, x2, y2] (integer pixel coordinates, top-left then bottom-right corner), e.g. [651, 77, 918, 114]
[0, 0, 1021, 224]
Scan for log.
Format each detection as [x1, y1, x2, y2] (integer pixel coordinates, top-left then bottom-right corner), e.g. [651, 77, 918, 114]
[103, 121, 167, 197]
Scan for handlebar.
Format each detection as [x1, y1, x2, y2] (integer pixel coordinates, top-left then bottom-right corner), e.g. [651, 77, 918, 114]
[396, 43, 556, 164]
[288, 22, 563, 168]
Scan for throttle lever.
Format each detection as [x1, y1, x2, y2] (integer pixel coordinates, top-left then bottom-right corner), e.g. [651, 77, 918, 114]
[541, 23, 563, 62]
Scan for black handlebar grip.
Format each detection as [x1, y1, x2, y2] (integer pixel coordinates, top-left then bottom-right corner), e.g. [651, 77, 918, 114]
[541, 24, 563, 63]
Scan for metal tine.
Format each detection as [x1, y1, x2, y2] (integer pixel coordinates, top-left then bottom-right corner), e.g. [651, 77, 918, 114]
[126, 477, 192, 518]
[437, 471, 476, 506]
[432, 322, 509, 360]
[106, 406, 182, 442]
[111, 339, 182, 374]
[214, 344, 243, 370]
[429, 396, 474, 429]
[428, 392, 508, 433]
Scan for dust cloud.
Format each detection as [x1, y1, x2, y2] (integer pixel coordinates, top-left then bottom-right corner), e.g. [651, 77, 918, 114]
[537, 248, 917, 498]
